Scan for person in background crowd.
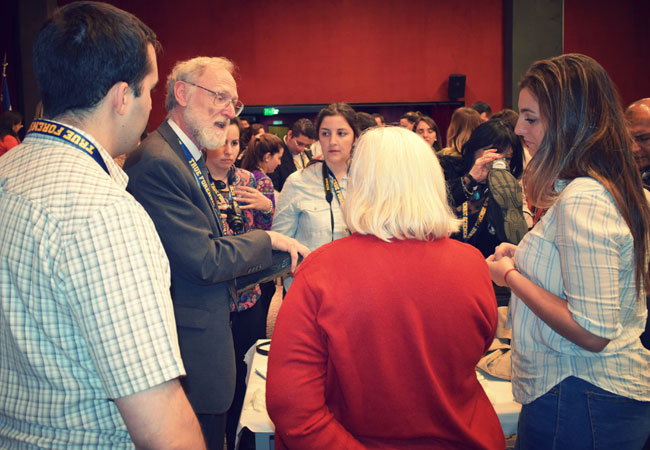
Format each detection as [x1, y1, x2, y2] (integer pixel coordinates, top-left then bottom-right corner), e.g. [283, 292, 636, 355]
[203, 119, 277, 450]
[250, 123, 265, 139]
[487, 53, 650, 449]
[267, 127, 505, 450]
[240, 131, 285, 351]
[625, 98, 650, 352]
[241, 132, 284, 217]
[625, 98, 650, 189]
[438, 106, 482, 158]
[459, 120, 527, 245]
[439, 120, 527, 307]
[415, 114, 442, 151]
[490, 108, 540, 227]
[237, 123, 265, 167]
[356, 111, 377, 132]
[491, 108, 520, 131]
[124, 56, 308, 449]
[0, 2, 205, 448]
[471, 101, 492, 121]
[0, 110, 23, 157]
[205, 119, 275, 233]
[399, 110, 420, 131]
[372, 112, 386, 126]
[237, 120, 252, 155]
[269, 117, 316, 191]
[272, 103, 358, 289]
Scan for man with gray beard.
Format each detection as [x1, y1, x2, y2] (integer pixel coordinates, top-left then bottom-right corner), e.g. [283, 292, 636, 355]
[124, 56, 308, 449]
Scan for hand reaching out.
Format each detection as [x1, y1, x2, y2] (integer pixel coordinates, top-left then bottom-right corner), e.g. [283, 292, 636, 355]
[264, 230, 311, 273]
[234, 186, 273, 213]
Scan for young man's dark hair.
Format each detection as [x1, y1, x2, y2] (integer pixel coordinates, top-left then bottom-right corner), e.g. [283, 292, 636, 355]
[372, 113, 386, 126]
[33, 1, 160, 119]
[356, 112, 377, 132]
[290, 118, 316, 140]
[470, 101, 492, 119]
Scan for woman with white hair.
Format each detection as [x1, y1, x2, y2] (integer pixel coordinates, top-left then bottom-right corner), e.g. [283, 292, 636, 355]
[266, 127, 504, 450]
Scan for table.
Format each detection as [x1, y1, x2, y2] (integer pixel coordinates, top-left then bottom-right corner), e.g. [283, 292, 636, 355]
[236, 339, 521, 449]
[236, 340, 275, 450]
[476, 370, 521, 435]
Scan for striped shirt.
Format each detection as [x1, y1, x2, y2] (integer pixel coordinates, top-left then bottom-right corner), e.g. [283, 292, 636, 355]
[0, 122, 185, 448]
[512, 177, 650, 403]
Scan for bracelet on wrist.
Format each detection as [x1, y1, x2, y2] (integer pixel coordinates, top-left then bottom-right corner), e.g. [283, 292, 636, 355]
[262, 202, 274, 215]
[466, 173, 478, 186]
[503, 267, 519, 286]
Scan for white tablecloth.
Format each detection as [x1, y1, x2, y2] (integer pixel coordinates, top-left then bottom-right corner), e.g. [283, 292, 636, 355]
[236, 340, 521, 448]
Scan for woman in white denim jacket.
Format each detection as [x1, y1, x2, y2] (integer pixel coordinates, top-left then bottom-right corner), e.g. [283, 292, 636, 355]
[273, 103, 359, 288]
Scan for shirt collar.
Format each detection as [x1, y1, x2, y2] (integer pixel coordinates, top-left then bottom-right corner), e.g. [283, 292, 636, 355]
[554, 178, 569, 193]
[26, 119, 128, 188]
[168, 118, 202, 160]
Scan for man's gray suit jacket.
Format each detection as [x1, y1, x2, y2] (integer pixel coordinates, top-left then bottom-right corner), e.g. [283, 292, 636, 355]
[124, 121, 272, 414]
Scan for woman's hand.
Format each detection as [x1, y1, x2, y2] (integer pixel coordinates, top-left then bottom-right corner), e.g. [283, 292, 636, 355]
[493, 242, 518, 260]
[234, 186, 273, 212]
[217, 202, 228, 221]
[486, 254, 515, 287]
[468, 149, 503, 183]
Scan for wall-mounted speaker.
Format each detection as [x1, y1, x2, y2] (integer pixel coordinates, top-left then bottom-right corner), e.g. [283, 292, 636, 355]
[448, 74, 466, 100]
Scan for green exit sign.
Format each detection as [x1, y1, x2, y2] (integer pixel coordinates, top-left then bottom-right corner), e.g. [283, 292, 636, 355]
[263, 107, 279, 116]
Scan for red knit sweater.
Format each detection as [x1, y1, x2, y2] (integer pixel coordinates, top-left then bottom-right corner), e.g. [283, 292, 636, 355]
[267, 233, 504, 449]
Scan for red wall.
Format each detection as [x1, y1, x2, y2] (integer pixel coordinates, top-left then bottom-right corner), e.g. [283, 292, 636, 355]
[63, 0, 504, 128]
[564, 0, 650, 108]
[10, 1, 648, 128]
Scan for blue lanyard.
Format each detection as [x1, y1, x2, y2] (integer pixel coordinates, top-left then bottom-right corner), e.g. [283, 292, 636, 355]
[27, 119, 109, 174]
[176, 137, 217, 208]
[175, 137, 226, 236]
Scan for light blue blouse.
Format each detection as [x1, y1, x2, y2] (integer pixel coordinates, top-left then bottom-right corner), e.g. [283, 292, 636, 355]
[272, 163, 349, 288]
[512, 177, 650, 404]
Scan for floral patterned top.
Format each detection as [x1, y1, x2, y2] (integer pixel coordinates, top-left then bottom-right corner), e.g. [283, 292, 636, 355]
[252, 169, 275, 231]
[211, 167, 274, 311]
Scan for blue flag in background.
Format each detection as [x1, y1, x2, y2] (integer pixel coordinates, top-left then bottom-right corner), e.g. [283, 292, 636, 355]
[1, 75, 11, 112]
[1, 52, 11, 112]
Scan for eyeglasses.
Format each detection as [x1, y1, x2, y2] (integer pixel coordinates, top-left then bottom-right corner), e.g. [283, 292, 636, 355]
[184, 80, 244, 116]
[293, 137, 312, 149]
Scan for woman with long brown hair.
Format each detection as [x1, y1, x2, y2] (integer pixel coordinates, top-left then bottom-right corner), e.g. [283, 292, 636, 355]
[487, 54, 650, 449]
[438, 106, 482, 158]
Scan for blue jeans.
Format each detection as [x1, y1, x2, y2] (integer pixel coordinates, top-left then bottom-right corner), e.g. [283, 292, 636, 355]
[515, 376, 650, 450]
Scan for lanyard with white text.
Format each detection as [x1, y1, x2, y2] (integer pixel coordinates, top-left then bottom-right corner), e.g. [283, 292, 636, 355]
[176, 137, 217, 209]
[462, 197, 489, 241]
[27, 119, 109, 174]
